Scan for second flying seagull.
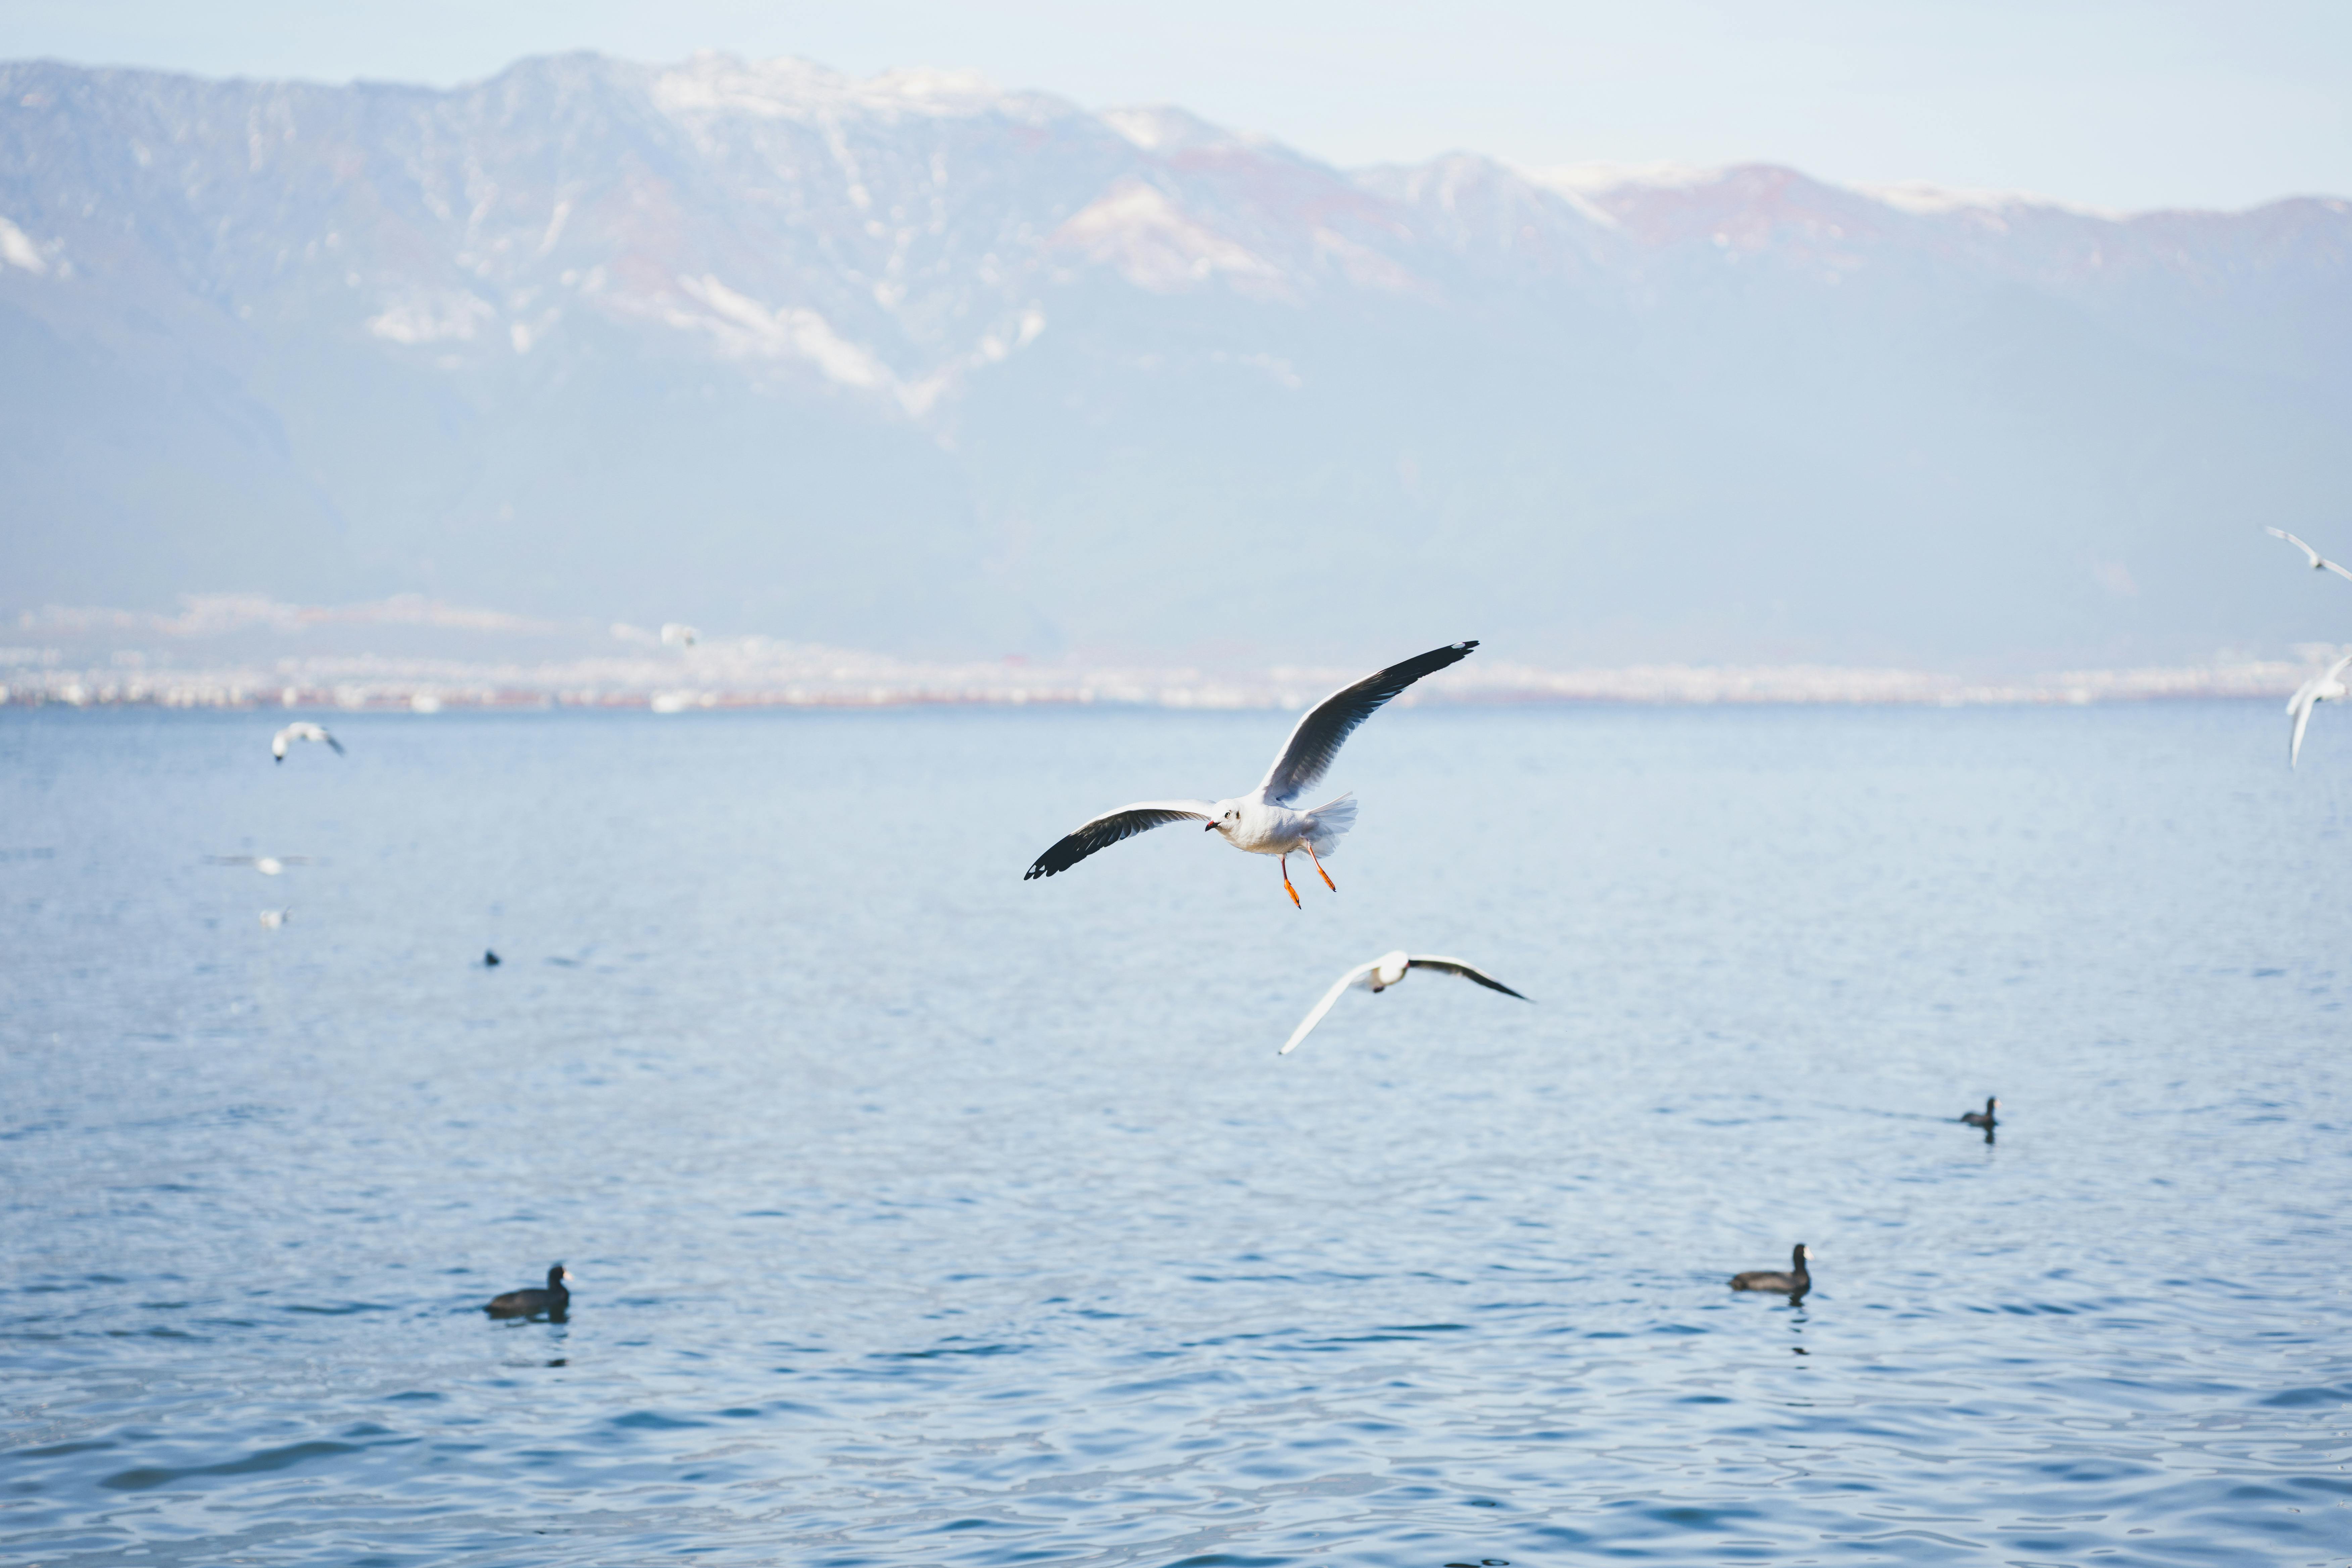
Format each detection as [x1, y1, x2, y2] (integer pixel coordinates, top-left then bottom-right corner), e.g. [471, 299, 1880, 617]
[1280, 949, 1530, 1055]
[1024, 641, 1478, 907]
[271, 723, 344, 763]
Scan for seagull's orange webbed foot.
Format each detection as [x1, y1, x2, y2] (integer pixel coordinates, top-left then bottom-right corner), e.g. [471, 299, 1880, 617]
[1280, 855, 1303, 909]
[1307, 844, 1336, 892]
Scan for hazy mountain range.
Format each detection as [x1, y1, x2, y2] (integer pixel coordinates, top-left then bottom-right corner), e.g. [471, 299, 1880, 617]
[3, 51, 2348, 671]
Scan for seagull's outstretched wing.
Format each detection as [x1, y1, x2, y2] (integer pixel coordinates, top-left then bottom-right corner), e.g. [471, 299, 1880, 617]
[2268, 526, 2324, 568]
[1025, 800, 1216, 880]
[2266, 528, 2352, 582]
[1280, 960, 1382, 1055]
[1406, 956, 1533, 1000]
[2288, 653, 2352, 766]
[1255, 641, 1479, 806]
[322, 729, 345, 754]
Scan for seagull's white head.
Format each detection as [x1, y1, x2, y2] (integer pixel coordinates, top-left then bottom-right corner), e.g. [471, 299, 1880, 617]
[1206, 800, 1243, 835]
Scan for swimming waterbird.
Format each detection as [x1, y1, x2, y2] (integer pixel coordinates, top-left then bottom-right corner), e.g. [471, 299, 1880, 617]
[486, 1263, 573, 1318]
[1731, 1244, 1813, 1296]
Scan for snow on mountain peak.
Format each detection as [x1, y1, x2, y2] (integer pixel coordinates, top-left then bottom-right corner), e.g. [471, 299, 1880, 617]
[1521, 161, 1726, 197]
[1098, 105, 1256, 154]
[651, 51, 1041, 123]
[1856, 180, 2126, 222]
[1054, 182, 1286, 295]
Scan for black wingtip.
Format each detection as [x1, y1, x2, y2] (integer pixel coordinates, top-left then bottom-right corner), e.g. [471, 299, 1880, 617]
[1457, 639, 1479, 651]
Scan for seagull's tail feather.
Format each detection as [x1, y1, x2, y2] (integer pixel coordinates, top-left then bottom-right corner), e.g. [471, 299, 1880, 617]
[1304, 792, 1357, 853]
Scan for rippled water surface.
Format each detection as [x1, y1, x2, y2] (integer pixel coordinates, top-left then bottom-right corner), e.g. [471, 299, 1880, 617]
[3, 702, 2350, 1565]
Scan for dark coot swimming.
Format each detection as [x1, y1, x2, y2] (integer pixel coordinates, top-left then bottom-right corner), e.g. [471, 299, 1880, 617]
[482, 949, 501, 968]
[1959, 1096, 1998, 1130]
[485, 1263, 573, 1317]
[1730, 1243, 1812, 1296]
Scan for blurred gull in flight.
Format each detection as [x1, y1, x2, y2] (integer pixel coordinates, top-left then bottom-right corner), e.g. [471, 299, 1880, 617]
[2265, 528, 2352, 583]
[1280, 948, 1529, 1055]
[1024, 641, 1478, 907]
[2287, 652, 2352, 766]
[271, 722, 344, 762]
[209, 855, 311, 876]
[661, 623, 699, 648]
[259, 908, 290, 930]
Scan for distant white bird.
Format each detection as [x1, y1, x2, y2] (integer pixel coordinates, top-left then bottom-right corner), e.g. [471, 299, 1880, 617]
[271, 722, 344, 763]
[660, 623, 700, 648]
[2266, 527, 2352, 583]
[1280, 949, 1530, 1055]
[2287, 651, 2352, 766]
[1024, 641, 1478, 906]
[208, 855, 312, 876]
[259, 908, 290, 930]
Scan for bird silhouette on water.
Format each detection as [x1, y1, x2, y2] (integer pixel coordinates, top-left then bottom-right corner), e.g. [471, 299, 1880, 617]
[482, 949, 501, 968]
[1960, 1096, 1998, 1141]
[485, 1263, 573, 1319]
[1730, 1244, 1812, 1298]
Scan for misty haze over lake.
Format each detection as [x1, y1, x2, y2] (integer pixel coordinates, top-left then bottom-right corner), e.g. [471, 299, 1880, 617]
[3, 52, 2348, 675]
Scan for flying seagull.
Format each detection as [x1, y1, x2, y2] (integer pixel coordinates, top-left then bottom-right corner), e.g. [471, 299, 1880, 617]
[208, 855, 312, 876]
[259, 908, 290, 930]
[2288, 652, 2352, 766]
[1280, 949, 1530, 1055]
[2266, 528, 2352, 583]
[661, 623, 699, 648]
[1024, 641, 1478, 906]
[271, 722, 344, 762]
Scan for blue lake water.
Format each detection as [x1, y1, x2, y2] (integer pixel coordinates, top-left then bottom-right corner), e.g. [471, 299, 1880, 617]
[2, 701, 2348, 1565]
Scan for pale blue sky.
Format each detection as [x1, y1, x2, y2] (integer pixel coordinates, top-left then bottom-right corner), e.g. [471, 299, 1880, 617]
[3, 0, 2346, 210]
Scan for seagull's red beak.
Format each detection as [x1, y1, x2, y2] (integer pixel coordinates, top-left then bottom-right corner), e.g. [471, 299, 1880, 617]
[1204, 821, 1219, 831]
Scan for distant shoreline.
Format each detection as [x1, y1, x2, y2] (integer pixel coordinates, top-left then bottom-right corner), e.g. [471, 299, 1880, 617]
[0, 677, 2301, 713]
